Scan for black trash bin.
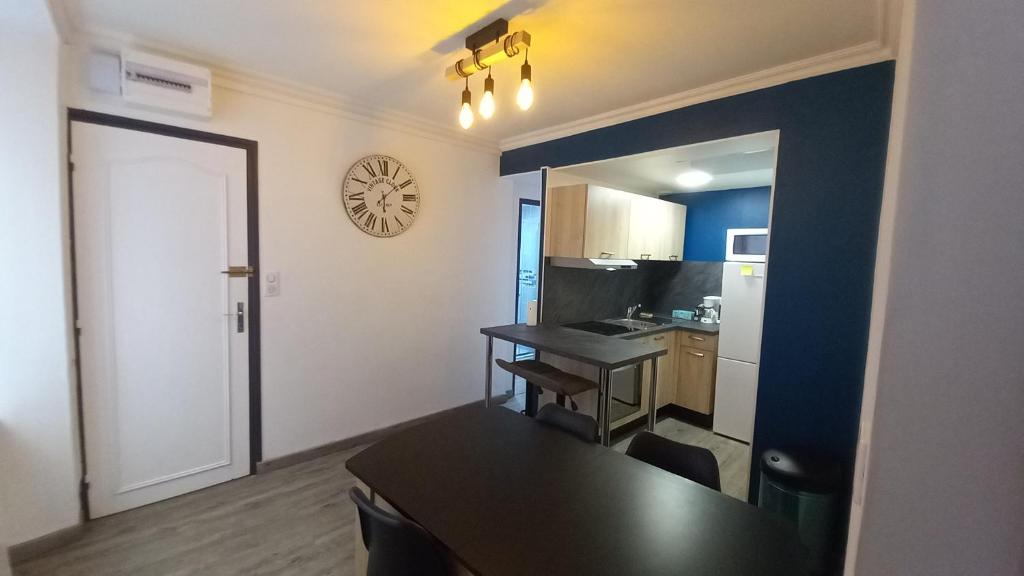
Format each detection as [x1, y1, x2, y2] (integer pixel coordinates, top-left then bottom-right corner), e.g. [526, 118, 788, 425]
[758, 449, 841, 575]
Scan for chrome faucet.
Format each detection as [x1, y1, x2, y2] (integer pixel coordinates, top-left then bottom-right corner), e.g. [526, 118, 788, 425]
[626, 304, 642, 320]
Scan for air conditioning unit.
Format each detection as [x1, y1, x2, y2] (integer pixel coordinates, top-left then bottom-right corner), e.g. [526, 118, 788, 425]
[120, 49, 212, 118]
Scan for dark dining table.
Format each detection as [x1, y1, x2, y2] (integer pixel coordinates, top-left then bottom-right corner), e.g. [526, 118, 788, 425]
[346, 404, 807, 576]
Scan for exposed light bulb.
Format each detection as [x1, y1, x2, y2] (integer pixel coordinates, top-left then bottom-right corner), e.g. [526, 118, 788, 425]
[459, 102, 474, 129]
[480, 73, 495, 119]
[676, 169, 713, 189]
[517, 78, 533, 111]
[459, 83, 474, 129]
[517, 55, 533, 111]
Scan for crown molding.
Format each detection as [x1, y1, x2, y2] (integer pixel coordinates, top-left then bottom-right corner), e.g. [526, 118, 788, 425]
[499, 39, 896, 152]
[67, 26, 501, 155]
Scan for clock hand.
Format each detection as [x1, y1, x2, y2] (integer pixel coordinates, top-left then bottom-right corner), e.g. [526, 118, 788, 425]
[377, 184, 400, 207]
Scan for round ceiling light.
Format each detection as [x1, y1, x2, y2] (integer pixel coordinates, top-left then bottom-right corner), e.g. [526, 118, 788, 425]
[676, 169, 713, 189]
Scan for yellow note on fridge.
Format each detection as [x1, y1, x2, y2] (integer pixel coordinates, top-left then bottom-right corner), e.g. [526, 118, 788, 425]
[740, 265, 754, 276]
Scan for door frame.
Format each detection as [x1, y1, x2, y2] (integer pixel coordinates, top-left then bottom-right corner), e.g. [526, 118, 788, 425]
[512, 199, 541, 393]
[66, 109, 262, 519]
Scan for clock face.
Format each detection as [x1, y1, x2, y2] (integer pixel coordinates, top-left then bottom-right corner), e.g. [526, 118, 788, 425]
[342, 154, 420, 237]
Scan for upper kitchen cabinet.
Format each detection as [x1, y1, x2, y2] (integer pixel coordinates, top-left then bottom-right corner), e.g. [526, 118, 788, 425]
[661, 202, 687, 261]
[627, 197, 686, 261]
[545, 184, 631, 258]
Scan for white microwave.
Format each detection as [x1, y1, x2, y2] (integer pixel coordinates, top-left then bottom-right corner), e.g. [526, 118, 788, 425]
[726, 228, 768, 262]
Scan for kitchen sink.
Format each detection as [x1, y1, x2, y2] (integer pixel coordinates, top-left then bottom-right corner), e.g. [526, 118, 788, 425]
[603, 318, 659, 331]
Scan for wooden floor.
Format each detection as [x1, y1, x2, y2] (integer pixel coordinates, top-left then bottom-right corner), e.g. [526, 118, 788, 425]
[15, 403, 750, 575]
[14, 445, 368, 576]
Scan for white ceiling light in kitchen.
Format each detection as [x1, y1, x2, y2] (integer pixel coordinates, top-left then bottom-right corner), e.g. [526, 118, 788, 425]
[676, 169, 714, 189]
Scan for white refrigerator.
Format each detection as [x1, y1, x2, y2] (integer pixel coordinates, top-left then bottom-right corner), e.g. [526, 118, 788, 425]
[713, 261, 766, 443]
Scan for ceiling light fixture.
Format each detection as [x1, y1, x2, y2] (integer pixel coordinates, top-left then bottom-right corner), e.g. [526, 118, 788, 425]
[480, 69, 495, 119]
[447, 18, 533, 128]
[676, 169, 713, 188]
[459, 78, 474, 129]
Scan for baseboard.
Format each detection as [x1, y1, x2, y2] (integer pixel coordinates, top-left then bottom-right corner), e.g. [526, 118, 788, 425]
[660, 403, 715, 430]
[6, 525, 83, 567]
[256, 393, 511, 473]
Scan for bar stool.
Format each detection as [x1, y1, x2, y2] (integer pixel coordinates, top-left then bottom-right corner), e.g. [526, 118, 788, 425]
[494, 358, 598, 411]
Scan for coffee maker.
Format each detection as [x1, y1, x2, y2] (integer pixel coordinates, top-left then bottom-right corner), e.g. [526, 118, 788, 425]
[696, 295, 721, 324]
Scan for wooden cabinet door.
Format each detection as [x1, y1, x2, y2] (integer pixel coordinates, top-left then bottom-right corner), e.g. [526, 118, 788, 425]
[639, 332, 676, 409]
[660, 202, 686, 261]
[675, 344, 716, 414]
[583, 186, 632, 259]
[544, 184, 587, 257]
[627, 195, 660, 260]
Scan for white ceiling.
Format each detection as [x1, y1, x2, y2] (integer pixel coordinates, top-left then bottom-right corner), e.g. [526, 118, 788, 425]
[59, 0, 885, 144]
[556, 131, 777, 195]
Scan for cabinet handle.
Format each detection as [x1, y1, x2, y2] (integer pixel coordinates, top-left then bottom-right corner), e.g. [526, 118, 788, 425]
[688, 351, 705, 358]
[669, 255, 679, 261]
[653, 335, 664, 341]
[600, 251, 615, 257]
[640, 253, 651, 260]
[689, 335, 705, 342]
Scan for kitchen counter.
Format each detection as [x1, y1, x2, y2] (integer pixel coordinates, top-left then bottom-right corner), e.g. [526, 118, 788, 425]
[618, 317, 720, 339]
[480, 323, 667, 370]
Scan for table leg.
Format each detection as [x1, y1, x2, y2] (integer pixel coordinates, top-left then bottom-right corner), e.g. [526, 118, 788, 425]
[647, 357, 659, 432]
[484, 335, 494, 407]
[598, 368, 611, 446]
[525, 381, 538, 416]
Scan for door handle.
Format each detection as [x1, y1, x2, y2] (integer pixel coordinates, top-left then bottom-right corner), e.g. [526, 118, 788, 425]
[688, 351, 704, 358]
[221, 265, 255, 278]
[225, 302, 245, 332]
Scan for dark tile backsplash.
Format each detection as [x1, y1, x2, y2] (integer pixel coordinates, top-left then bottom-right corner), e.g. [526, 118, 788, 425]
[541, 260, 723, 325]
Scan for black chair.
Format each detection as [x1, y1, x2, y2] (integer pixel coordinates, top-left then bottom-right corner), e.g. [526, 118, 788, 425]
[350, 487, 449, 576]
[535, 403, 599, 443]
[625, 431, 721, 491]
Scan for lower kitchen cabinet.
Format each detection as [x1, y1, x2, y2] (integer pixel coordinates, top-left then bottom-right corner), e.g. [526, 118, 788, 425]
[635, 332, 676, 409]
[675, 341, 717, 414]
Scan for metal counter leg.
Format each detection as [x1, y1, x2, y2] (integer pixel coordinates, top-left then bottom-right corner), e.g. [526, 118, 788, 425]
[647, 357, 659, 432]
[484, 336, 494, 407]
[598, 368, 611, 446]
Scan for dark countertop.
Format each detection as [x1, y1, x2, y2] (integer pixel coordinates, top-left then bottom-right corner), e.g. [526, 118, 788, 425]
[347, 405, 807, 576]
[618, 317, 720, 340]
[481, 323, 667, 369]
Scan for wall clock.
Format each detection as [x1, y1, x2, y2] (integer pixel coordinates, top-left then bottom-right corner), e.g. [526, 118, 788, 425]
[342, 154, 420, 237]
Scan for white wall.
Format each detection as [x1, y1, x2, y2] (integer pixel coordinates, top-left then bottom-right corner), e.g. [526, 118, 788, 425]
[0, 0, 81, 547]
[853, 1, 1024, 574]
[66, 43, 518, 460]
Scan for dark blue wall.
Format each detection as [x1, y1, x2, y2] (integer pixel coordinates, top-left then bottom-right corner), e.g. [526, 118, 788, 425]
[662, 186, 772, 261]
[502, 63, 895, 522]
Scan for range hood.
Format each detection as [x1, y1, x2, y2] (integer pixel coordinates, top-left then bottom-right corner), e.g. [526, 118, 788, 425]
[549, 257, 638, 270]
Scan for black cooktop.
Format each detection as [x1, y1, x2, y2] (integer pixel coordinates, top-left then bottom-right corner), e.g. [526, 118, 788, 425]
[563, 321, 632, 336]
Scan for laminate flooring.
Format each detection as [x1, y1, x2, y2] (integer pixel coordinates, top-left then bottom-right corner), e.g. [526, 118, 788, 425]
[16, 404, 751, 575]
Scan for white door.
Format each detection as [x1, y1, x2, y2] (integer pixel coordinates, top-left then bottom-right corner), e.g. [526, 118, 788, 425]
[713, 358, 758, 443]
[72, 121, 251, 517]
[718, 262, 767, 363]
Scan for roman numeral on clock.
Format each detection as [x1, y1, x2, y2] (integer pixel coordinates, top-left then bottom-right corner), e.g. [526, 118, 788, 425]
[351, 202, 368, 216]
[394, 216, 403, 229]
[382, 218, 389, 234]
[347, 192, 364, 202]
[402, 194, 417, 202]
[401, 205, 414, 216]
[363, 163, 377, 178]
[399, 179, 413, 189]
[364, 212, 377, 230]
[378, 159, 388, 177]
